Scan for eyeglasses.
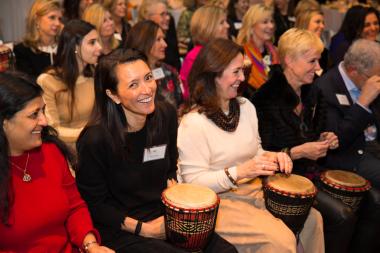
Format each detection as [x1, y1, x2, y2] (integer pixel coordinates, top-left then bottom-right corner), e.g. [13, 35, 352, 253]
[150, 11, 169, 18]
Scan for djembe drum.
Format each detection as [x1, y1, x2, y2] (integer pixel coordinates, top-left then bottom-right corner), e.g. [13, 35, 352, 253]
[162, 183, 220, 252]
[263, 174, 317, 236]
[319, 170, 371, 212]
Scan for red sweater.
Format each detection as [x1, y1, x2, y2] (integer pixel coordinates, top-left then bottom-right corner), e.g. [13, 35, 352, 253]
[0, 143, 98, 252]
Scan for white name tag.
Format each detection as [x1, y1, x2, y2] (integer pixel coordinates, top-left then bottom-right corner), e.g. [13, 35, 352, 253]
[234, 22, 242, 30]
[114, 33, 122, 41]
[152, 68, 165, 80]
[143, 144, 167, 162]
[336, 94, 350, 106]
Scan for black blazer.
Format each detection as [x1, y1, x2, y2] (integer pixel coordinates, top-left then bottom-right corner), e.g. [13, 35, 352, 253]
[314, 66, 380, 170]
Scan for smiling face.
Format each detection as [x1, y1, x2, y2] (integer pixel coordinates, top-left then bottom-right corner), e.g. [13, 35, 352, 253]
[214, 14, 230, 39]
[37, 9, 63, 40]
[107, 60, 157, 121]
[100, 11, 115, 38]
[361, 13, 380, 41]
[286, 48, 321, 85]
[113, 0, 127, 18]
[308, 13, 325, 38]
[77, 29, 102, 66]
[3, 97, 47, 156]
[148, 3, 170, 31]
[251, 15, 275, 46]
[215, 53, 245, 109]
[149, 28, 167, 62]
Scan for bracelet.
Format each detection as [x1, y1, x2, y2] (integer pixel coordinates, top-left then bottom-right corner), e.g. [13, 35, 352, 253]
[224, 167, 238, 186]
[83, 241, 98, 252]
[134, 220, 143, 235]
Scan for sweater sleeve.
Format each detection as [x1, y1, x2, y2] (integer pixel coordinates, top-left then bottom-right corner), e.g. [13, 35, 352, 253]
[48, 144, 100, 247]
[178, 113, 238, 193]
[37, 73, 83, 143]
[75, 127, 127, 230]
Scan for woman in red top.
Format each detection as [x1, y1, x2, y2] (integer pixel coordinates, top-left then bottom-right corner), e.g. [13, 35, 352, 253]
[0, 72, 114, 253]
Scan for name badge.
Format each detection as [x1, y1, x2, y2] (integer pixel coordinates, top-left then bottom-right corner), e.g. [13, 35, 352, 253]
[152, 68, 165, 80]
[336, 94, 350, 106]
[114, 33, 122, 41]
[234, 22, 242, 30]
[143, 144, 167, 162]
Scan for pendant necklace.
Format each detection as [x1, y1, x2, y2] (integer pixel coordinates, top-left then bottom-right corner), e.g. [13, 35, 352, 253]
[10, 153, 31, 182]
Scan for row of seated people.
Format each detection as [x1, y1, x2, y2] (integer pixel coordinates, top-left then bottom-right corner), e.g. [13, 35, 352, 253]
[2, 28, 380, 253]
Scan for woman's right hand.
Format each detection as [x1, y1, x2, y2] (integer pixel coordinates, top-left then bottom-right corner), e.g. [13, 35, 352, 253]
[290, 141, 329, 160]
[236, 156, 279, 181]
[140, 216, 166, 240]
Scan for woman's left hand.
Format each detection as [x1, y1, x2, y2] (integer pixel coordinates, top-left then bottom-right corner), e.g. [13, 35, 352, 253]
[87, 244, 115, 253]
[263, 152, 293, 174]
[320, 132, 339, 150]
[167, 178, 177, 188]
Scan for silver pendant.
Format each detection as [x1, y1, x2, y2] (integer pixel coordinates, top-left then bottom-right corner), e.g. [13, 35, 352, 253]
[23, 173, 32, 182]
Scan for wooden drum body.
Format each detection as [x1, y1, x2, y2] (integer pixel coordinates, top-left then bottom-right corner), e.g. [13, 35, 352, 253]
[319, 170, 371, 212]
[162, 183, 220, 252]
[263, 174, 317, 236]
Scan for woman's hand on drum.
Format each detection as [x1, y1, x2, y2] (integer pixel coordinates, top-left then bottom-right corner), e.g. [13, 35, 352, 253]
[291, 141, 329, 160]
[87, 244, 115, 253]
[236, 156, 278, 180]
[320, 132, 339, 150]
[140, 216, 166, 240]
[263, 152, 293, 174]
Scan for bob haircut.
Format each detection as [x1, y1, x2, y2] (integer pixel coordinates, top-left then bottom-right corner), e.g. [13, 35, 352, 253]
[0, 71, 73, 224]
[236, 3, 273, 45]
[124, 20, 161, 58]
[24, 0, 62, 50]
[278, 28, 324, 68]
[190, 5, 227, 45]
[295, 9, 324, 30]
[82, 3, 119, 50]
[187, 38, 244, 115]
[293, 0, 320, 19]
[138, 0, 167, 21]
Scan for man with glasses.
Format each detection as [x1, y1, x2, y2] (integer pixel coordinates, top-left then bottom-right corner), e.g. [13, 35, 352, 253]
[314, 39, 380, 253]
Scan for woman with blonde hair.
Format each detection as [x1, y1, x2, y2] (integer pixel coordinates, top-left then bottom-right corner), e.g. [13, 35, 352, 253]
[83, 3, 119, 55]
[252, 28, 354, 253]
[237, 3, 279, 94]
[295, 9, 329, 72]
[102, 0, 130, 44]
[14, 0, 62, 79]
[180, 4, 229, 99]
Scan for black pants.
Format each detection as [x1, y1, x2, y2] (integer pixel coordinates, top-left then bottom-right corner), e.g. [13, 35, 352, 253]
[313, 189, 356, 253]
[349, 188, 380, 253]
[107, 232, 237, 253]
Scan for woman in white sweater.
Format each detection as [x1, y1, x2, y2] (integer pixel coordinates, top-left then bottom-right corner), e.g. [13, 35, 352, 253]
[177, 38, 324, 253]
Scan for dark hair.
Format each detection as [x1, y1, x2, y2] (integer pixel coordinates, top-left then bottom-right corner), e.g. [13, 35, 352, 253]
[85, 48, 165, 157]
[338, 6, 379, 42]
[227, 0, 238, 21]
[63, 0, 80, 20]
[186, 38, 244, 116]
[124, 20, 160, 58]
[52, 19, 95, 120]
[0, 72, 74, 225]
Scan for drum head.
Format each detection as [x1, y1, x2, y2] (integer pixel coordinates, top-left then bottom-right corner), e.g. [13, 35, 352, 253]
[163, 183, 217, 209]
[266, 174, 315, 195]
[324, 170, 367, 187]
